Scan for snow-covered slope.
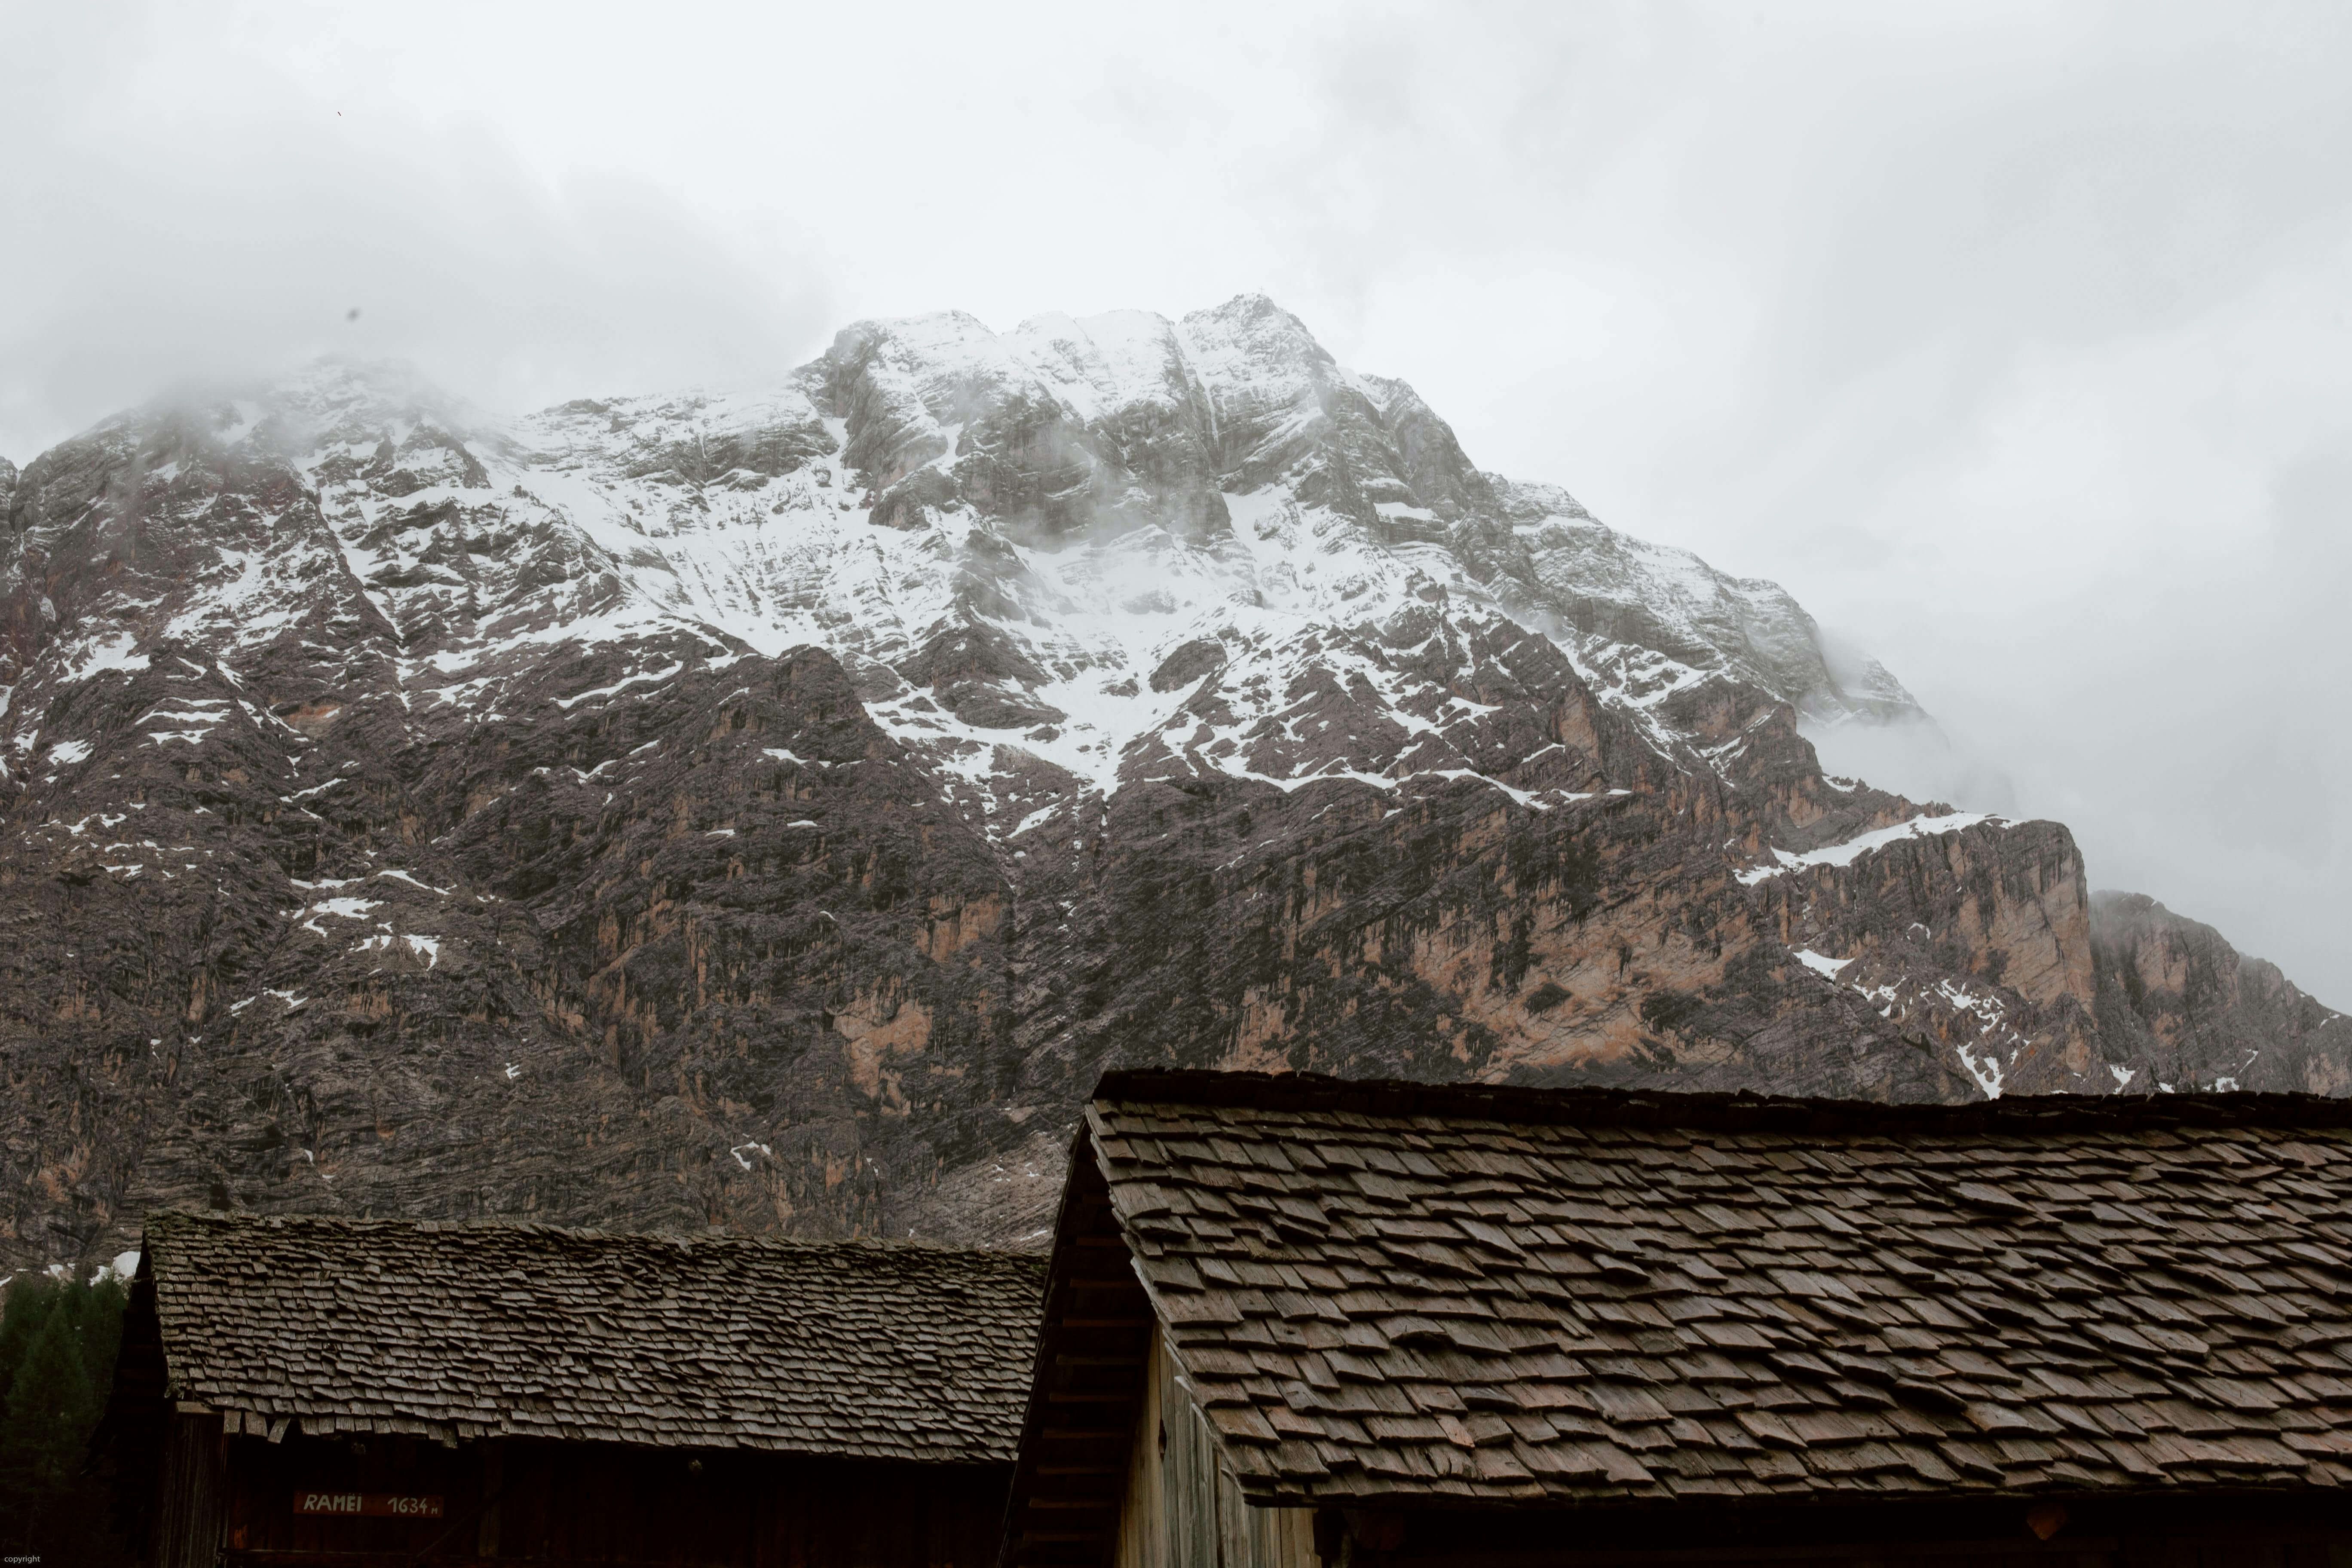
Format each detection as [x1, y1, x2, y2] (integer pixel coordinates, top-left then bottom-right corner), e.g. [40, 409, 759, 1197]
[3, 296, 1916, 832]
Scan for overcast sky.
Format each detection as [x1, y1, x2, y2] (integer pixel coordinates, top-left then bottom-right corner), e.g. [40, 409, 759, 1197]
[7, 0, 2348, 1004]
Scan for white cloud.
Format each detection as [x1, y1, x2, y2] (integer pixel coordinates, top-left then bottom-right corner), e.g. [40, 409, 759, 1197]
[7, 0, 2349, 1003]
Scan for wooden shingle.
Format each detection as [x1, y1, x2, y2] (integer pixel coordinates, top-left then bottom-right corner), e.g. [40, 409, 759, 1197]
[1081, 1072, 2352, 1507]
[141, 1211, 1044, 1463]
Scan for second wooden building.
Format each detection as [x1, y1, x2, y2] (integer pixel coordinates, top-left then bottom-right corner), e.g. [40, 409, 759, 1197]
[107, 1211, 1046, 1568]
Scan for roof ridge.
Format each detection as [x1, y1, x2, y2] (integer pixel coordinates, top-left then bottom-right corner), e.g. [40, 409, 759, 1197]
[138, 1206, 1048, 1264]
[1090, 1068, 2352, 1133]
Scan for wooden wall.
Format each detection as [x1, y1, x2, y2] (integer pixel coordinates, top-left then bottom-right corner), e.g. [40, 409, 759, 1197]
[1335, 1499, 2352, 1568]
[152, 1412, 227, 1568]
[144, 1425, 1008, 1568]
[1357, 1528, 2352, 1568]
[1112, 1327, 1316, 1568]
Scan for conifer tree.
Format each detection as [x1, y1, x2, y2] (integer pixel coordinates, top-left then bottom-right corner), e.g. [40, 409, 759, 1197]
[0, 1274, 57, 1419]
[0, 1269, 132, 1563]
[0, 1304, 95, 1494]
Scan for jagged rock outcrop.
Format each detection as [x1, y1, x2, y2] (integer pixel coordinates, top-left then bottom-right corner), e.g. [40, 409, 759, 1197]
[0, 297, 2340, 1268]
[2090, 891, 2352, 1095]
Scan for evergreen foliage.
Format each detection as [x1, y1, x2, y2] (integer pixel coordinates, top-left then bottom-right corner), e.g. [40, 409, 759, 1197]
[0, 1269, 131, 1565]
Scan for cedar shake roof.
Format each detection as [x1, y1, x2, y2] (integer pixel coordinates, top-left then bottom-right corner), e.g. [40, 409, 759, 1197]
[1072, 1071, 2352, 1510]
[138, 1210, 1045, 1464]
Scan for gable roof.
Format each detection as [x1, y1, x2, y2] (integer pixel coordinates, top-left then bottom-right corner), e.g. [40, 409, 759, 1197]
[137, 1210, 1045, 1464]
[1063, 1071, 2352, 1511]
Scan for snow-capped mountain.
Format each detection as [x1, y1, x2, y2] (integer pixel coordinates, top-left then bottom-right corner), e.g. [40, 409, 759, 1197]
[7, 297, 1915, 806]
[0, 295, 2340, 1265]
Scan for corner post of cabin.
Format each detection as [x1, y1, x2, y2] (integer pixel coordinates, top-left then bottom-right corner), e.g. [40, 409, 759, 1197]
[155, 1401, 228, 1568]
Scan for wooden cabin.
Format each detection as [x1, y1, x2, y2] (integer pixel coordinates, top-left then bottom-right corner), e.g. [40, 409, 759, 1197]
[1001, 1070, 2352, 1568]
[104, 1212, 1045, 1567]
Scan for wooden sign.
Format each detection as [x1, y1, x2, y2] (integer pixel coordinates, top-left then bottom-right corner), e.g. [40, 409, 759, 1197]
[294, 1491, 444, 1517]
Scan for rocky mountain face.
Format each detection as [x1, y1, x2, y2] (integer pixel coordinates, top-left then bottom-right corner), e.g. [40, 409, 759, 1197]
[2089, 891, 2351, 1096]
[2, 295, 2343, 1266]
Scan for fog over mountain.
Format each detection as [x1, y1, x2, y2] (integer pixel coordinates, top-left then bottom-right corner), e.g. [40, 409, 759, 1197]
[11, 3, 2346, 1011]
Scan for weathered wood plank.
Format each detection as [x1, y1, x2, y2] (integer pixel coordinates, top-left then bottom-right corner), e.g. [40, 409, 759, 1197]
[155, 1411, 228, 1568]
[1114, 1325, 1317, 1568]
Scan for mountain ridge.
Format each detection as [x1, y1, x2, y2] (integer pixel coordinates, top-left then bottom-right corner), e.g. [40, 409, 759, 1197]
[0, 294, 2340, 1266]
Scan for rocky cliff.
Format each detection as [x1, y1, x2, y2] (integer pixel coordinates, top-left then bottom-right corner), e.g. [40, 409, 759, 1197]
[2089, 891, 2352, 1096]
[1, 296, 2340, 1265]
